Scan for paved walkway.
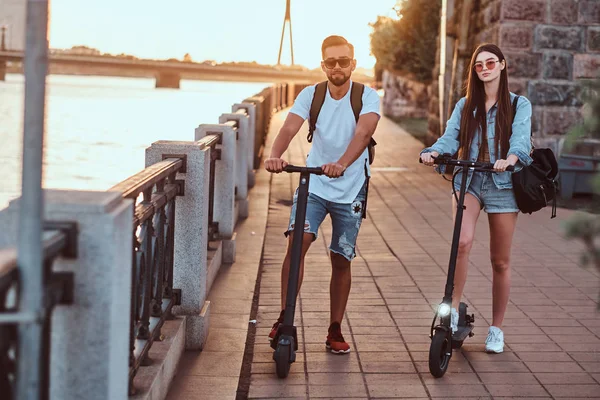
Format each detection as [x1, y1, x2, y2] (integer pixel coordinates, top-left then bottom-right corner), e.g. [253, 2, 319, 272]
[169, 107, 600, 399]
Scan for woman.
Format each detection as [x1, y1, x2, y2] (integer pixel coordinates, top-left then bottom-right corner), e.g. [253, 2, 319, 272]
[420, 43, 533, 353]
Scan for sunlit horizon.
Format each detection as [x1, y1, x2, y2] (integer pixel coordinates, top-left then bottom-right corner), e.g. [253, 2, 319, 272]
[45, 0, 399, 70]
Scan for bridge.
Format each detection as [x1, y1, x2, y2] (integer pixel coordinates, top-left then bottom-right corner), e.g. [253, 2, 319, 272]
[0, 50, 373, 88]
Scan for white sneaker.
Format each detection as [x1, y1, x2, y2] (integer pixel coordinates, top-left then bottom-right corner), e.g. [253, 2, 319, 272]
[485, 326, 504, 353]
[450, 308, 458, 334]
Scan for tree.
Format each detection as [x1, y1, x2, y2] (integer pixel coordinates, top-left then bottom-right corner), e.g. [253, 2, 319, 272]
[393, 0, 441, 82]
[369, 0, 441, 83]
[562, 77, 600, 309]
[369, 16, 400, 72]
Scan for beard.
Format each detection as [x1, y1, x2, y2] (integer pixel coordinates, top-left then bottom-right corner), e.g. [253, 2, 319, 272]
[327, 72, 350, 87]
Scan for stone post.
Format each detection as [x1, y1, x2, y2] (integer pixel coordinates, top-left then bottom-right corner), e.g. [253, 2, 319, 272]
[243, 95, 266, 169]
[219, 112, 250, 219]
[0, 190, 133, 400]
[195, 124, 237, 263]
[145, 140, 212, 350]
[232, 102, 257, 188]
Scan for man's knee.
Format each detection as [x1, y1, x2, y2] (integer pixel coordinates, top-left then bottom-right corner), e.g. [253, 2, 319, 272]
[330, 251, 351, 269]
[286, 232, 315, 257]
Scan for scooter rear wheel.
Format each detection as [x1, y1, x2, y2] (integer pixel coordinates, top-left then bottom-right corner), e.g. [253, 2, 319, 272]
[429, 329, 451, 378]
[274, 343, 291, 378]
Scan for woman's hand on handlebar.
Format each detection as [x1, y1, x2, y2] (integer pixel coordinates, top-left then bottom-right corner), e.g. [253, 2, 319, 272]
[493, 159, 514, 172]
[321, 162, 346, 178]
[420, 151, 439, 166]
[264, 157, 288, 173]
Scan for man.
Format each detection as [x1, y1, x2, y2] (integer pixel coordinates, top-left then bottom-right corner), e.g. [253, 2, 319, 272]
[264, 35, 381, 354]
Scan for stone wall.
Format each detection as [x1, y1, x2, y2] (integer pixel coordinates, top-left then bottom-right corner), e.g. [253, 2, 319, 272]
[426, 0, 600, 149]
[382, 69, 429, 119]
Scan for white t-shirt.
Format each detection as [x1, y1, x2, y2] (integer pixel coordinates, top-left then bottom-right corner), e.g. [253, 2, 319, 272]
[288, 81, 381, 203]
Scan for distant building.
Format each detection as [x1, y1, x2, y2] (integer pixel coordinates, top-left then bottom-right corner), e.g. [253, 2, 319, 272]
[0, 0, 27, 51]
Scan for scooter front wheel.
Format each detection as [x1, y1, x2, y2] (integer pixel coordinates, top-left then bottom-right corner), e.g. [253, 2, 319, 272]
[429, 329, 451, 378]
[274, 343, 291, 378]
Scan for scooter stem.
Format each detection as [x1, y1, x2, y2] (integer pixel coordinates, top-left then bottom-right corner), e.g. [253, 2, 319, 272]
[443, 167, 472, 305]
[283, 172, 310, 326]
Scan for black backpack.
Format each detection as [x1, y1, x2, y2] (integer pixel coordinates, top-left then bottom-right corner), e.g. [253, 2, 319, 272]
[307, 81, 377, 164]
[510, 96, 559, 218]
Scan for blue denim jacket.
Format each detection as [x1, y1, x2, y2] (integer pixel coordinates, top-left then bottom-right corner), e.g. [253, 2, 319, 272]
[421, 92, 533, 190]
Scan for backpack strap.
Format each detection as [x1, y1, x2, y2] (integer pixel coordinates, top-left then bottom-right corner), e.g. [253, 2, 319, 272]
[511, 95, 519, 123]
[350, 82, 372, 219]
[512, 94, 535, 151]
[350, 82, 364, 122]
[308, 81, 366, 142]
[307, 81, 328, 143]
[351, 81, 378, 156]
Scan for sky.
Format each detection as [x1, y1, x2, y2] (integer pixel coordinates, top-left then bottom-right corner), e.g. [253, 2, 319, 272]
[46, 0, 399, 70]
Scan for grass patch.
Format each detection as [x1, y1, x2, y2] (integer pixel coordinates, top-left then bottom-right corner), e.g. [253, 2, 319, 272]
[392, 117, 428, 144]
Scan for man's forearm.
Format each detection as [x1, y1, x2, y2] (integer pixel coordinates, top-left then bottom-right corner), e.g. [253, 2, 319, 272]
[269, 130, 294, 159]
[337, 130, 373, 168]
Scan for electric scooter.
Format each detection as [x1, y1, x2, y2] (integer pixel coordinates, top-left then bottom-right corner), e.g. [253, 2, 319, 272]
[419, 153, 513, 378]
[270, 164, 325, 378]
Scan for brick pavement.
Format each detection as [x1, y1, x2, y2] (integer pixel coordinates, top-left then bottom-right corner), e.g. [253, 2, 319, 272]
[246, 107, 600, 399]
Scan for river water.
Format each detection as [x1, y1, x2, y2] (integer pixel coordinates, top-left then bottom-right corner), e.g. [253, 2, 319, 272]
[0, 74, 270, 210]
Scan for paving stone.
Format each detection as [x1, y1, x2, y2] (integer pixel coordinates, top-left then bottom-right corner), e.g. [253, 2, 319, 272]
[170, 107, 600, 400]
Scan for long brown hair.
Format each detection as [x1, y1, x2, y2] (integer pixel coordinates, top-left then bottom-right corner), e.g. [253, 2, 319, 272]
[458, 44, 512, 160]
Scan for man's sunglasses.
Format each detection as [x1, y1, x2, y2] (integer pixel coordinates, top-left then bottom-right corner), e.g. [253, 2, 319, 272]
[323, 57, 352, 69]
[473, 59, 500, 73]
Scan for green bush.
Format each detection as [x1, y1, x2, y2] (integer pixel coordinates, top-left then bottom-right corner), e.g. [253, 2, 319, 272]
[370, 0, 441, 83]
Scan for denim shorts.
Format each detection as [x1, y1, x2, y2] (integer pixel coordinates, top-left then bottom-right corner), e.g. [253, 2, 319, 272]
[453, 171, 519, 213]
[285, 183, 367, 261]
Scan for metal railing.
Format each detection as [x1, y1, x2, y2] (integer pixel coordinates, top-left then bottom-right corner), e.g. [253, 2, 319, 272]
[0, 81, 302, 399]
[0, 224, 77, 399]
[245, 83, 291, 169]
[202, 135, 222, 244]
[110, 158, 185, 395]
[104, 85, 281, 394]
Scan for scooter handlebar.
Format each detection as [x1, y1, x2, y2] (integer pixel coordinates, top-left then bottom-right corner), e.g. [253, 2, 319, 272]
[283, 165, 326, 175]
[419, 154, 514, 172]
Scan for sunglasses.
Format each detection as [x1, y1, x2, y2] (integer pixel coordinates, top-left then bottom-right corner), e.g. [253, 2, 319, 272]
[323, 57, 351, 69]
[474, 59, 500, 73]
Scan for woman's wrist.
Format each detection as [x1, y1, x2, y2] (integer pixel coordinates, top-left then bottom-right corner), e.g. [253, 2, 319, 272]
[507, 154, 519, 165]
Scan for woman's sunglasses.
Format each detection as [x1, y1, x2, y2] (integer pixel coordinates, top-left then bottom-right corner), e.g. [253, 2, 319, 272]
[473, 59, 500, 73]
[323, 57, 352, 69]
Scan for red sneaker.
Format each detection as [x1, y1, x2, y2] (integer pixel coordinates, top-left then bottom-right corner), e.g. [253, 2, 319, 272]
[268, 309, 285, 342]
[325, 322, 351, 354]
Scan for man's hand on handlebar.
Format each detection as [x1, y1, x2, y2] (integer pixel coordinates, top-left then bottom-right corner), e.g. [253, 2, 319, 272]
[493, 159, 515, 172]
[264, 157, 288, 173]
[420, 151, 439, 166]
[321, 162, 346, 178]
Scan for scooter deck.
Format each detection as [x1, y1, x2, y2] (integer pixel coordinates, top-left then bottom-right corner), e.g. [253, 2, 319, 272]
[452, 324, 473, 342]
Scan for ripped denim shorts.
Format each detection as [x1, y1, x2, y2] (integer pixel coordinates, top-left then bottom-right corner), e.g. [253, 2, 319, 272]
[285, 183, 367, 261]
[453, 171, 519, 213]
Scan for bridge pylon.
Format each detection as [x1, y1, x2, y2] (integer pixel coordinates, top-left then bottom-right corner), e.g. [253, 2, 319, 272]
[1, 26, 6, 51]
[277, 0, 294, 65]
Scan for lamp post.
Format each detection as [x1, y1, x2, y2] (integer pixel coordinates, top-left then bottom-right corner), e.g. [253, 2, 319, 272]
[16, 0, 50, 398]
